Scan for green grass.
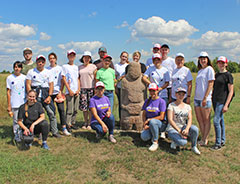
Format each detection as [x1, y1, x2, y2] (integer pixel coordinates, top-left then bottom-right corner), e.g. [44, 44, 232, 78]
[0, 73, 240, 184]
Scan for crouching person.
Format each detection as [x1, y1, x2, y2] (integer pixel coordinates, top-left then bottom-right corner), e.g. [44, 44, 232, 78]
[167, 87, 200, 155]
[17, 90, 50, 150]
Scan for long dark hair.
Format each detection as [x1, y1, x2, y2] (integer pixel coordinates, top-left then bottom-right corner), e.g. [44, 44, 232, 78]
[197, 56, 212, 70]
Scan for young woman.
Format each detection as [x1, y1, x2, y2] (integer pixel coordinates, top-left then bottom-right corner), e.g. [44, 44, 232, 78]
[140, 83, 166, 151]
[194, 51, 215, 146]
[171, 53, 193, 104]
[114, 51, 129, 119]
[47, 52, 71, 136]
[125, 51, 146, 74]
[211, 56, 234, 150]
[6, 61, 26, 144]
[167, 87, 201, 155]
[79, 51, 97, 130]
[17, 90, 50, 150]
[89, 81, 116, 143]
[62, 50, 81, 132]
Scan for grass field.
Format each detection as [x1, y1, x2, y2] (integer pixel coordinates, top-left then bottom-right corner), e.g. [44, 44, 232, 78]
[0, 73, 240, 184]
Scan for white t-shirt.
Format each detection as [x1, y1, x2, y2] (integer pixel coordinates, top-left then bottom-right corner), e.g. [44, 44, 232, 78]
[161, 57, 176, 88]
[62, 64, 79, 94]
[144, 66, 170, 98]
[6, 74, 26, 108]
[114, 62, 128, 88]
[167, 102, 191, 132]
[46, 65, 62, 95]
[146, 58, 154, 68]
[194, 66, 215, 101]
[171, 66, 193, 99]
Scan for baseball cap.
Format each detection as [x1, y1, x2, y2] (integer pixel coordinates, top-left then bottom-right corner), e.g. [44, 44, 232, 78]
[148, 83, 158, 91]
[175, 87, 187, 93]
[161, 44, 169, 49]
[199, 51, 209, 58]
[153, 43, 161, 49]
[152, 53, 162, 60]
[98, 47, 107, 53]
[67, 49, 76, 56]
[176, 53, 185, 58]
[23, 47, 32, 53]
[95, 81, 105, 88]
[217, 56, 228, 63]
[36, 55, 46, 61]
[103, 55, 112, 60]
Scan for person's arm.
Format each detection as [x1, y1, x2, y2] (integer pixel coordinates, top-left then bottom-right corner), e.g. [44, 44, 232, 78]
[93, 69, 97, 82]
[18, 119, 30, 136]
[167, 109, 181, 133]
[29, 113, 45, 133]
[90, 107, 108, 133]
[159, 82, 169, 92]
[62, 76, 74, 96]
[181, 109, 192, 136]
[142, 75, 151, 86]
[223, 84, 234, 113]
[26, 79, 32, 93]
[202, 80, 214, 106]
[75, 77, 81, 96]
[152, 112, 165, 121]
[6, 88, 13, 117]
[44, 82, 53, 104]
[186, 80, 192, 104]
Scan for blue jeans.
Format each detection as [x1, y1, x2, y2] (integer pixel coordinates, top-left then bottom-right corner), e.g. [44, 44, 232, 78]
[104, 90, 114, 110]
[194, 99, 212, 108]
[141, 119, 167, 142]
[167, 125, 199, 147]
[213, 102, 225, 146]
[12, 108, 22, 141]
[91, 114, 115, 135]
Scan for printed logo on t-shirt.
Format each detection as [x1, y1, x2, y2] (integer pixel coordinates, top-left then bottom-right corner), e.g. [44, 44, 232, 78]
[97, 103, 109, 109]
[11, 80, 25, 95]
[65, 73, 73, 86]
[146, 106, 159, 112]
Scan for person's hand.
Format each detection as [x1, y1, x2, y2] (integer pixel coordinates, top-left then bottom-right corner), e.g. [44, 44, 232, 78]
[7, 107, 13, 117]
[102, 124, 108, 133]
[29, 124, 35, 133]
[202, 98, 207, 107]
[186, 97, 191, 105]
[143, 119, 150, 129]
[106, 111, 111, 118]
[69, 89, 75, 96]
[56, 92, 62, 99]
[44, 96, 52, 104]
[181, 128, 189, 137]
[222, 105, 228, 113]
[143, 125, 149, 130]
[75, 89, 80, 97]
[24, 128, 30, 136]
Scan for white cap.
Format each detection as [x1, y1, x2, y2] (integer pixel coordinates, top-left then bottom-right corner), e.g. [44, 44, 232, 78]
[217, 56, 228, 63]
[67, 49, 76, 55]
[175, 87, 187, 93]
[82, 51, 92, 57]
[153, 43, 161, 49]
[95, 81, 105, 88]
[36, 55, 46, 61]
[176, 53, 185, 58]
[152, 53, 162, 60]
[148, 83, 158, 91]
[199, 51, 209, 57]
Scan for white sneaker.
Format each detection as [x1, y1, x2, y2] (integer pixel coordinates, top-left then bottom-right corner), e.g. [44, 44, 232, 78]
[160, 132, 166, 139]
[63, 129, 71, 136]
[192, 146, 201, 155]
[149, 142, 159, 152]
[170, 142, 177, 149]
[109, 135, 117, 143]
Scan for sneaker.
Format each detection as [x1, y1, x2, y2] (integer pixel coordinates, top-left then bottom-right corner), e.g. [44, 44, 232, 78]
[42, 143, 50, 150]
[160, 132, 166, 139]
[109, 134, 117, 143]
[170, 142, 177, 149]
[221, 142, 225, 147]
[63, 129, 71, 136]
[52, 133, 62, 138]
[192, 146, 201, 155]
[148, 142, 159, 152]
[210, 144, 222, 151]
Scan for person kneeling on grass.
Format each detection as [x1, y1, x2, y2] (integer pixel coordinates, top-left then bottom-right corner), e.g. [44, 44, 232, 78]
[17, 90, 50, 150]
[89, 81, 116, 143]
[167, 87, 200, 155]
[140, 83, 167, 152]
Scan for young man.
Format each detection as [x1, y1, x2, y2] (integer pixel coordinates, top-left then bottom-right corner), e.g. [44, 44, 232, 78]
[6, 61, 26, 144]
[21, 48, 36, 75]
[145, 43, 161, 68]
[62, 49, 80, 132]
[26, 55, 61, 138]
[93, 47, 114, 70]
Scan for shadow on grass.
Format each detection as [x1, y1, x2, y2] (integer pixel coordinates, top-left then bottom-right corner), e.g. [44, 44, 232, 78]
[72, 131, 100, 143]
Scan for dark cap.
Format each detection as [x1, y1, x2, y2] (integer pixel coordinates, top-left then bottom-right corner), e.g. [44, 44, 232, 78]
[161, 44, 169, 49]
[98, 47, 107, 53]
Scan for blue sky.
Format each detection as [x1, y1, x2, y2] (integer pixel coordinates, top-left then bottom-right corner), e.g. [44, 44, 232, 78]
[0, 0, 240, 71]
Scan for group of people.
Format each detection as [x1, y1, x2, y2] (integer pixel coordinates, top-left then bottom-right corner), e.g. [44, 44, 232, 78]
[6, 44, 234, 153]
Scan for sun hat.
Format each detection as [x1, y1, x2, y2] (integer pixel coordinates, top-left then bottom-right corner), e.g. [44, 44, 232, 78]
[148, 83, 158, 91]
[80, 51, 92, 63]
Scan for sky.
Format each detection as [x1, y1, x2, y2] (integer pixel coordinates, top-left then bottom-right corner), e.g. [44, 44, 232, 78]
[0, 0, 240, 72]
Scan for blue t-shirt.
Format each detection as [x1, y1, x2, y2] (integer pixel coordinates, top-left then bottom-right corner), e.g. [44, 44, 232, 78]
[142, 98, 166, 119]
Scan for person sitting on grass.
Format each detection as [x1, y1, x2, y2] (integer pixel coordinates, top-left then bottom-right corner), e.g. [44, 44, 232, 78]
[140, 83, 167, 152]
[89, 81, 116, 143]
[17, 90, 50, 150]
[167, 87, 201, 155]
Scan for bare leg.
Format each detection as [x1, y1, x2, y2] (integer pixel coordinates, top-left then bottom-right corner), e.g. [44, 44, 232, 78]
[195, 106, 204, 140]
[200, 107, 212, 144]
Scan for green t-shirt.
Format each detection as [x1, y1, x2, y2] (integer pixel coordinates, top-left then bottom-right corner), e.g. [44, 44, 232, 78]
[21, 61, 36, 75]
[96, 67, 115, 90]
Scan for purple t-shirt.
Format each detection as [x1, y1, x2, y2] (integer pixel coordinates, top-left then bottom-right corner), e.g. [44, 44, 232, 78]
[142, 98, 166, 119]
[89, 95, 111, 122]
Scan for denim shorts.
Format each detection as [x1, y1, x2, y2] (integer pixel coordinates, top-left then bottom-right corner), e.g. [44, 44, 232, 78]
[194, 99, 212, 108]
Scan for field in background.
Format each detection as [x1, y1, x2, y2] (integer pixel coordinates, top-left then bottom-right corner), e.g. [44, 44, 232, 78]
[0, 73, 239, 184]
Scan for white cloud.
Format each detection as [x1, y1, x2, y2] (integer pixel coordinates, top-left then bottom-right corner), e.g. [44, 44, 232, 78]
[115, 21, 129, 29]
[88, 12, 97, 17]
[130, 16, 198, 45]
[40, 32, 51, 40]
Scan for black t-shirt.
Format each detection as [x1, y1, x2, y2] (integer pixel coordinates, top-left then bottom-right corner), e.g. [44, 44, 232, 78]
[125, 62, 146, 74]
[93, 59, 114, 70]
[18, 102, 44, 127]
[212, 72, 233, 104]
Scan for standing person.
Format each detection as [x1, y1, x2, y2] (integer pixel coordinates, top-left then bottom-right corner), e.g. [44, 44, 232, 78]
[143, 53, 170, 105]
[125, 51, 146, 74]
[46, 52, 71, 136]
[62, 49, 80, 132]
[18, 90, 50, 150]
[167, 87, 201, 155]
[79, 51, 97, 130]
[26, 55, 61, 138]
[194, 51, 215, 146]
[146, 43, 161, 68]
[211, 56, 234, 150]
[160, 44, 177, 101]
[140, 83, 166, 151]
[93, 47, 114, 70]
[96, 55, 116, 110]
[21, 48, 36, 75]
[6, 61, 26, 144]
[171, 53, 193, 104]
[114, 51, 129, 119]
[89, 82, 117, 143]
